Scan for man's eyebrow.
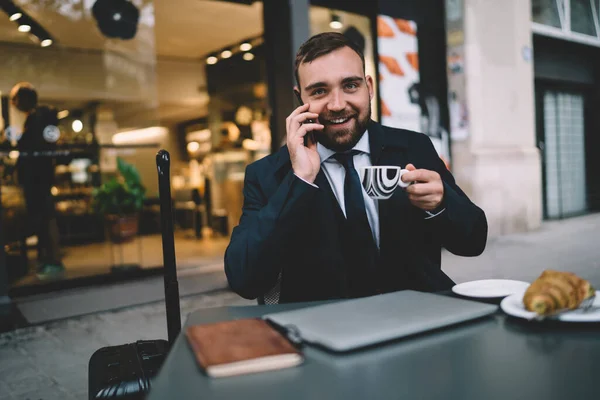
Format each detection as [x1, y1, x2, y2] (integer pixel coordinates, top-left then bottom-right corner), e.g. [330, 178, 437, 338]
[341, 76, 364, 84]
[304, 81, 327, 92]
[304, 76, 364, 92]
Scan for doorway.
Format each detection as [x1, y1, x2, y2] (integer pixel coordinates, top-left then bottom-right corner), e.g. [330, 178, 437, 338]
[536, 85, 588, 219]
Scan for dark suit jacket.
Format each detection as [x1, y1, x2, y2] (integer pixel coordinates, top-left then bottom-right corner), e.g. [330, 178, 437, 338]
[224, 121, 487, 303]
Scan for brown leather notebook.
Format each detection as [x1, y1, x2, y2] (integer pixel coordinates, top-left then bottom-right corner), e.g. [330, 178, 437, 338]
[185, 318, 303, 378]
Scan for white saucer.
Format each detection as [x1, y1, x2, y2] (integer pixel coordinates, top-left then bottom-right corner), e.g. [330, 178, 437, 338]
[501, 291, 600, 322]
[452, 279, 530, 299]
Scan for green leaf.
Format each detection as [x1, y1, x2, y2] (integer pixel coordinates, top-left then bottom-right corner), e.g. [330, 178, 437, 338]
[92, 158, 146, 216]
[117, 157, 142, 186]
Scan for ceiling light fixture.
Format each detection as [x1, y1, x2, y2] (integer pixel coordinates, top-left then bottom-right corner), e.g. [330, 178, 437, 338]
[243, 52, 254, 61]
[112, 126, 167, 145]
[329, 13, 343, 29]
[4, 7, 56, 47]
[72, 119, 83, 133]
[240, 42, 252, 51]
[206, 56, 218, 65]
[221, 50, 232, 59]
[187, 141, 200, 152]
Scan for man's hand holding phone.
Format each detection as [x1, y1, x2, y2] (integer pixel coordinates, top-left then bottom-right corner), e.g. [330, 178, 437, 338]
[286, 103, 323, 183]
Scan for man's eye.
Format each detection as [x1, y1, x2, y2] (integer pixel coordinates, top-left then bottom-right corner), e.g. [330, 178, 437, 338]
[311, 89, 325, 96]
[345, 83, 358, 90]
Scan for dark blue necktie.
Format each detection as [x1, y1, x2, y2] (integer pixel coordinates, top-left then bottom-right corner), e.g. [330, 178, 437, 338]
[333, 151, 378, 296]
[333, 151, 374, 242]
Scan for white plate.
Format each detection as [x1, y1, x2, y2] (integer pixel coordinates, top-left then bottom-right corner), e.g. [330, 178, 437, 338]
[452, 279, 530, 298]
[500, 291, 600, 322]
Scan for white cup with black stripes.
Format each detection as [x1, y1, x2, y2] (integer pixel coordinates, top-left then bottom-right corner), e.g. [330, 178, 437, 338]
[358, 166, 413, 200]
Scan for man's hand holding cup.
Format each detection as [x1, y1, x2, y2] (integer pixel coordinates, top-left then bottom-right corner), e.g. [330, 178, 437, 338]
[401, 163, 444, 211]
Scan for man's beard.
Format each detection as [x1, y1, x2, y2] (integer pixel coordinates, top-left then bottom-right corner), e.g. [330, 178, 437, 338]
[315, 104, 371, 153]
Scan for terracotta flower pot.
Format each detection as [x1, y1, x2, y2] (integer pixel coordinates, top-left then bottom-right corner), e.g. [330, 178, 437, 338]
[106, 214, 139, 244]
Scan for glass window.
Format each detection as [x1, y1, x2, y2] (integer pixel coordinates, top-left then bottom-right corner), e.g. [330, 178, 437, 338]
[0, 0, 266, 292]
[532, 0, 563, 28]
[570, 0, 597, 36]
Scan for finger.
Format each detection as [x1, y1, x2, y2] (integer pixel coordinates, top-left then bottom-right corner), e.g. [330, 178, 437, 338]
[402, 169, 438, 183]
[292, 103, 310, 115]
[408, 195, 440, 210]
[295, 123, 324, 139]
[408, 193, 439, 203]
[406, 182, 441, 196]
[405, 163, 416, 171]
[286, 103, 310, 132]
[402, 169, 426, 183]
[293, 112, 320, 127]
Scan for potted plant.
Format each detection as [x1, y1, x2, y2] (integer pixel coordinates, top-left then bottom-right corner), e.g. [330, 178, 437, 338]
[92, 157, 146, 243]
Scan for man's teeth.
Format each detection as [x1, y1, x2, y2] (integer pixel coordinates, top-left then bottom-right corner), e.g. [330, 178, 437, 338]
[330, 117, 350, 124]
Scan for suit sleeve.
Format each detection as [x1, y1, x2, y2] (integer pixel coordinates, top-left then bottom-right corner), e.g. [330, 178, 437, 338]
[224, 164, 319, 299]
[419, 134, 488, 256]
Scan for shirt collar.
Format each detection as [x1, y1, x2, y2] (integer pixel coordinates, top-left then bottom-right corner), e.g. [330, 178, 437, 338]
[318, 130, 370, 164]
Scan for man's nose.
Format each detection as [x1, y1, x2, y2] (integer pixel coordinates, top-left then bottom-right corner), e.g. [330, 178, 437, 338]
[327, 90, 346, 112]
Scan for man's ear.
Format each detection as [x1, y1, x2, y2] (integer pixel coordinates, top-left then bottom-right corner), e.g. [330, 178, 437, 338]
[293, 86, 303, 106]
[365, 75, 374, 101]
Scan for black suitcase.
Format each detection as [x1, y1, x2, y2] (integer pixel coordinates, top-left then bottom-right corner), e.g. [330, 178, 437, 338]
[88, 150, 182, 399]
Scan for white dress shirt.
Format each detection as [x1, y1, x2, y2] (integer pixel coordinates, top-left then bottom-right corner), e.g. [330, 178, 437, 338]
[317, 131, 381, 248]
[295, 130, 445, 249]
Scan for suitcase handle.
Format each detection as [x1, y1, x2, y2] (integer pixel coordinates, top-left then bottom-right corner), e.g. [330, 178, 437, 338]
[156, 150, 182, 346]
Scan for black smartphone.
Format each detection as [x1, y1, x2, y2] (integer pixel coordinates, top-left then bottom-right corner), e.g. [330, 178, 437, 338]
[294, 90, 315, 146]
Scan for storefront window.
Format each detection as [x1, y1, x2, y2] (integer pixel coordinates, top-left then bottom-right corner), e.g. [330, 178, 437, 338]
[532, 0, 564, 29]
[0, 0, 265, 293]
[570, 0, 598, 36]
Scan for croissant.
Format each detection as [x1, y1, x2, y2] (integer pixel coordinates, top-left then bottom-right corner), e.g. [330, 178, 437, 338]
[523, 270, 595, 315]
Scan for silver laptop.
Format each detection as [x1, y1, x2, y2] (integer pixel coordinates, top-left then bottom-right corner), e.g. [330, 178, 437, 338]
[263, 290, 497, 352]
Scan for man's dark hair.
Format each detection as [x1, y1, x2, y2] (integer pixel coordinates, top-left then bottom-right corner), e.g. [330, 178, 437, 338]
[294, 32, 366, 91]
[10, 82, 38, 113]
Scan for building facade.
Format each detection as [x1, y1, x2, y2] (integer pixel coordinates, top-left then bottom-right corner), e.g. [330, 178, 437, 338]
[1, 0, 599, 302]
[446, 0, 600, 237]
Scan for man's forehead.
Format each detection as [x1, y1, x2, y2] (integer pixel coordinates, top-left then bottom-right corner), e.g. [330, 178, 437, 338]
[298, 47, 363, 86]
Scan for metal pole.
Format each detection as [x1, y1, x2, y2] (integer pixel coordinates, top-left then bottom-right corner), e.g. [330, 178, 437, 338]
[0, 177, 11, 304]
[156, 150, 181, 347]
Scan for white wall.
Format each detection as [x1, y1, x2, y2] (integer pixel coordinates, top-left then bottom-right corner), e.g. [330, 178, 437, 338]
[452, 0, 542, 236]
[0, 43, 209, 127]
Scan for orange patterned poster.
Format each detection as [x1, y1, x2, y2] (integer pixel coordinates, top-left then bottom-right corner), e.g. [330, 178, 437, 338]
[376, 16, 420, 132]
[377, 14, 451, 167]
[377, 17, 395, 37]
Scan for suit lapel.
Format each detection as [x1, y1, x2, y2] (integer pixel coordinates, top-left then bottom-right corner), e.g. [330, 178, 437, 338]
[314, 169, 345, 221]
[272, 142, 345, 254]
[273, 144, 345, 220]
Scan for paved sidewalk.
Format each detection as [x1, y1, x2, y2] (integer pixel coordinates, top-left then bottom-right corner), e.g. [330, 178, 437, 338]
[0, 291, 254, 400]
[1, 212, 599, 399]
[442, 212, 600, 287]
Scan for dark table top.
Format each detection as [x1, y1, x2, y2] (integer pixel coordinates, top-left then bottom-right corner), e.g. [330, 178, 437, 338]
[147, 295, 600, 400]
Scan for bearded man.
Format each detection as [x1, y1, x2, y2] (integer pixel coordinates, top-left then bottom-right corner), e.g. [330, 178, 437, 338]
[224, 32, 487, 304]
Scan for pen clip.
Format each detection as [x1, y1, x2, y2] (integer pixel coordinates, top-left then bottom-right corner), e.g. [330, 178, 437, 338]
[265, 319, 304, 349]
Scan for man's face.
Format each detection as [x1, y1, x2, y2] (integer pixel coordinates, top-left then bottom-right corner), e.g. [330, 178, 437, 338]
[297, 46, 373, 152]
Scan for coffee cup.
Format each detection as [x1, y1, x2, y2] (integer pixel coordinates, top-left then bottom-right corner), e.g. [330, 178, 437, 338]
[358, 166, 413, 200]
